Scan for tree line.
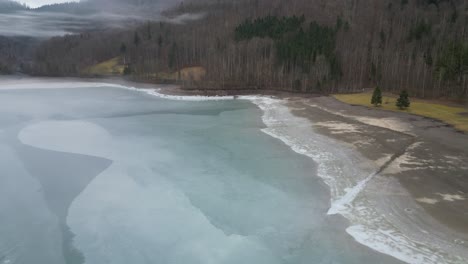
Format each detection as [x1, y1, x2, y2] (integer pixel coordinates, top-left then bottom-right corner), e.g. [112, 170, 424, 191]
[18, 0, 468, 101]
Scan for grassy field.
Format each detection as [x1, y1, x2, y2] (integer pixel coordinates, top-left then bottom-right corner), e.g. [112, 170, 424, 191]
[333, 92, 468, 132]
[82, 57, 124, 76]
[146, 66, 206, 82]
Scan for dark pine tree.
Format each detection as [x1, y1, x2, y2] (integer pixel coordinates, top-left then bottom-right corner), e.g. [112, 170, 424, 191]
[157, 35, 163, 48]
[123, 65, 132, 75]
[371, 86, 383, 106]
[120, 43, 127, 64]
[146, 22, 152, 40]
[133, 32, 140, 47]
[119, 43, 127, 54]
[396, 90, 411, 109]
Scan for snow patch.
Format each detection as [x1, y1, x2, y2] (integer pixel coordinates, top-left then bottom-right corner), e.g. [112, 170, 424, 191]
[315, 121, 361, 134]
[436, 193, 466, 202]
[306, 103, 412, 133]
[416, 198, 439, 205]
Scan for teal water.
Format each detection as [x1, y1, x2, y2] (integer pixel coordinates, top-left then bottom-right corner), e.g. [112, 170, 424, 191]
[0, 79, 402, 264]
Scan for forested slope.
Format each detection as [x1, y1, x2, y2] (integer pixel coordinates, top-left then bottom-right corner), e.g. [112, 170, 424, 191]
[28, 0, 468, 100]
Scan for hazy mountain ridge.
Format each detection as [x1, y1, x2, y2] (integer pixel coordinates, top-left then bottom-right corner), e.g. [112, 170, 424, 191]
[0, 0, 179, 73]
[35, 0, 179, 15]
[0, 0, 28, 13]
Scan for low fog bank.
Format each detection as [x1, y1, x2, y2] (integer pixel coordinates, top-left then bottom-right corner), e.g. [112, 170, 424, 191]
[0, 0, 195, 37]
[0, 10, 159, 37]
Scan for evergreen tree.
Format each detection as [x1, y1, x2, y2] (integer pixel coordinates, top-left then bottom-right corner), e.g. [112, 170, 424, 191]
[123, 65, 132, 75]
[435, 41, 468, 83]
[371, 86, 383, 106]
[119, 43, 127, 54]
[168, 42, 178, 69]
[146, 22, 152, 40]
[120, 43, 127, 64]
[157, 35, 163, 48]
[133, 32, 140, 47]
[396, 90, 411, 109]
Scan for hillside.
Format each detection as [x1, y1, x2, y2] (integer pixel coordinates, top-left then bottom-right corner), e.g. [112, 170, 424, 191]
[0, 0, 28, 13]
[20, 0, 468, 101]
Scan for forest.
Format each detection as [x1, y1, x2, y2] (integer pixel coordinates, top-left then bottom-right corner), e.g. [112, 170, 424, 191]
[234, 15, 340, 80]
[3, 0, 468, 100]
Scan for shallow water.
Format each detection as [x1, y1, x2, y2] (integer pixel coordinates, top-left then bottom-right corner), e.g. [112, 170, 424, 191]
[0, 79, 403, 264]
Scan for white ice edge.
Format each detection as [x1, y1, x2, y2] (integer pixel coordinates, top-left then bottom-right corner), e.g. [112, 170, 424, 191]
[242, 96, 464, 264]
[12, 81, 462, 264]
[0, 80, 131, 90]
[112, 83, 464, 264]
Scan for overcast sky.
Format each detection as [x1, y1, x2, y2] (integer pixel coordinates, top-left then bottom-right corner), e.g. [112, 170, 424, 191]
[17, 0, 79, 8]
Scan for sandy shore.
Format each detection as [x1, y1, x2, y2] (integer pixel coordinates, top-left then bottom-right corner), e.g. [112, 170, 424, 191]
[149, 84, 468, 262]
[285, 96, 468, 258]
[287, 96, 468, 229]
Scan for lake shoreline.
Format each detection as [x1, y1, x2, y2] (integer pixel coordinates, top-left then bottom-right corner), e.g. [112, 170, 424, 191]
[3, 75, 467, 263]
[147, 82, 468, 263]
[284, 96, 468, 261]
[91, 76, 467, 263]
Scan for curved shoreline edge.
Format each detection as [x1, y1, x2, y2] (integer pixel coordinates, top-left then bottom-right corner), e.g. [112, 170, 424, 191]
[82, 80, 466, 264]
[3, 77, 466, 264]
[112, 84, 466, 264]
[244, 97, 465, 264]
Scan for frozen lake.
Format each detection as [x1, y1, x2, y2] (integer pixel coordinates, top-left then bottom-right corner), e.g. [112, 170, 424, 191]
[0, 78, 402, 264]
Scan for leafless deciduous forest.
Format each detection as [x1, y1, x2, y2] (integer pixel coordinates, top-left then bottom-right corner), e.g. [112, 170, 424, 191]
[25, 0, 468, 100]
